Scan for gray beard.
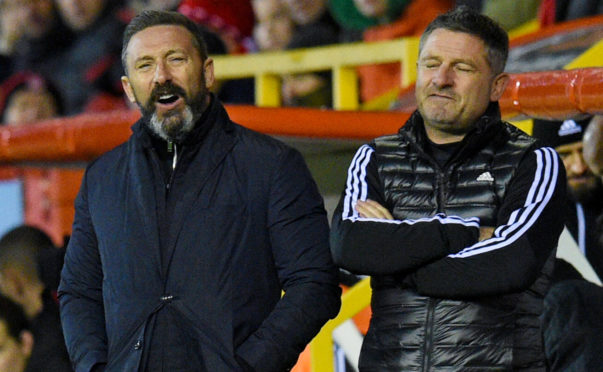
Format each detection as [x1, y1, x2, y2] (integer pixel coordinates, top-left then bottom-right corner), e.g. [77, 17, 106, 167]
[148, 105, 195, 143]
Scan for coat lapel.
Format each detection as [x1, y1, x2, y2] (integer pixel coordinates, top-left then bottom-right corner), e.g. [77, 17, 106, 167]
[163, 113, 238, 274]
[127, 129, 162, 271]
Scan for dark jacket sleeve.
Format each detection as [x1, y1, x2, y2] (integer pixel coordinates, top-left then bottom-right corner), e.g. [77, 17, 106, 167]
[330, 144, 480, 275]
[58, 170, 108, 372]
[236, 148, 341, 371]
[410, 147, 567, 298]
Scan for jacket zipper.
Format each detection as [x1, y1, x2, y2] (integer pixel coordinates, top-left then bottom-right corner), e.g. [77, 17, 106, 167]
[166, 141, 178, 192]
[436, 173, 446, 212]
[422, 297, 436, 371]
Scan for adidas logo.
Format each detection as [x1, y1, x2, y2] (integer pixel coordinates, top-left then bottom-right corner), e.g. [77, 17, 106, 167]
[477, 171, 494, 182]
[558, 119, 583, 137]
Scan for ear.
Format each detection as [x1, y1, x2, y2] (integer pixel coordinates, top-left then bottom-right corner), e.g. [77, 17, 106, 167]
[490, 72, 510, 101]
[19, 330, 34, 358]
[121, 76, 137, 104]
[203, 58, 215, 90]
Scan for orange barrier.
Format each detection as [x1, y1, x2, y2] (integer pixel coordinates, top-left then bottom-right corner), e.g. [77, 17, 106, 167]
[0, 108, 409, 162]
[0, 68, 602, 163]
[499, 68, 603, 120]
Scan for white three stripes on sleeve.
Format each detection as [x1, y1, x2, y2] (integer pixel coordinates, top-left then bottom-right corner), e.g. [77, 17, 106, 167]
[341, 145, 479, 228]
[449, 147, 560, 258]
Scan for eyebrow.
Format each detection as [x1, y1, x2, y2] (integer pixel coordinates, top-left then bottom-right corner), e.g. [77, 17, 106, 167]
[133, 49, 188, 64]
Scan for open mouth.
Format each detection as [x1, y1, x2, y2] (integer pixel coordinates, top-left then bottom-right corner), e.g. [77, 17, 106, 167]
[157, 94, 179, 105]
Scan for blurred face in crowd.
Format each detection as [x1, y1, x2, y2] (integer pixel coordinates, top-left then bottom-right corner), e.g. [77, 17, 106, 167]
[0, 320, 31, 372]
[415, 29, 508, 144]
[353, 0, 388, 18]
[282, 73, 330, 107]
[0, 0, 55, 39]
[121, 25, 214, 142]
[55, 0, 106, 31]
[557, 141, 602, 204]
[252, 0, 293, 51]
[282, 0, 326, 25]
[3, 86, 59, 126]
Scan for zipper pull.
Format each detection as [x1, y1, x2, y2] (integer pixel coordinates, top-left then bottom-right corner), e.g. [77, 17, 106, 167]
[172, 144, 178, 170]
[167, 141, 173, 153]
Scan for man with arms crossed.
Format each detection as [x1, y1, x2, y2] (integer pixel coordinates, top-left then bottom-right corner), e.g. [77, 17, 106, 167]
[59, 10, 341, 372]
[331, 7, 566, 371]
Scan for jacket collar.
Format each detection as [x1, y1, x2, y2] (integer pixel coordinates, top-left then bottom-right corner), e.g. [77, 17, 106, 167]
[400, 102, 507, 164]
[131, 93, 232, 151]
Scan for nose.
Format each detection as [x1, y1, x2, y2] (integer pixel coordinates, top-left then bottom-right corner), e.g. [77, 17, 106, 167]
[566, 150, 589, 176]
[153, 61, 171, 85]
[432, 65, 453, 88]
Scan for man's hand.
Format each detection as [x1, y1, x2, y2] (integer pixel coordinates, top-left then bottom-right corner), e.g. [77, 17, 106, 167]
[479, 227, 495, 241]
[355, 199, 394, 220]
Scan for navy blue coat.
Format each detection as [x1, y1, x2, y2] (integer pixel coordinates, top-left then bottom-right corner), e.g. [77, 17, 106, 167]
[58, 98, 341, 372]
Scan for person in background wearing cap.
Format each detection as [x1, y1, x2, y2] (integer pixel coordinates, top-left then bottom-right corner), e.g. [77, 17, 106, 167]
[532, 117, 603, 280]
[532, 117, 603, 371]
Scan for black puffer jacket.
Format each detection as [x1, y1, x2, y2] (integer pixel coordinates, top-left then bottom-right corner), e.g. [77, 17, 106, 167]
[331, 105, 567, 371]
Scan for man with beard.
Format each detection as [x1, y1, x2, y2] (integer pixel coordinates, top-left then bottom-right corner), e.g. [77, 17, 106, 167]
[330, 7, 567, 370]
[532, 117, 603, 280]
[58, 10, 341, 372]
[533, 117, 603, 371]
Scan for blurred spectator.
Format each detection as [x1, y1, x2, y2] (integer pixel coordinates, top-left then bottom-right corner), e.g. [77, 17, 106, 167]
[0, 71, 80, 249]
[178, 0, 255, 54]
[542, 278, 603, 371]
[0, 71, 62, 125]
[0, 0, 28, 68]
[329, 0, 413, 42]
[455, 0, 541, 31]
[0, 294, 33, 372]
[282, 25, 338, 108]
[331, 0, 453, 102]
[282, 0, 340, 41]
[583, 115, 603, 181]
[481, 0, 541, 31]
[533, 118, 603, 280]
[2, 0, 74, 82]
[49, 0, 128, 114]
[177, 2, 255, 103]
[540, 0, 603, 27]
[252, 0, 295, 51]
[538, 118, 603, 371]
[0, 225, 71, 372]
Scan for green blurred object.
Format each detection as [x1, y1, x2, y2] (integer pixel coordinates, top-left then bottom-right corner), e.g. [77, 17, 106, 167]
[481, 0, 541, 31]
[329, 0, 411, 31]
